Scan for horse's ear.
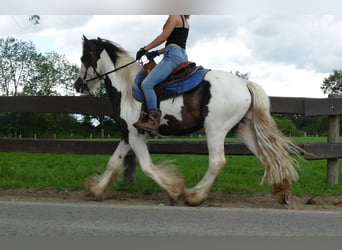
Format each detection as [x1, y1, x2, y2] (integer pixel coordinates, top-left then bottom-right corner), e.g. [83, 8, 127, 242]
[83, 35, 91, 48]
[97, 37, 102, 42]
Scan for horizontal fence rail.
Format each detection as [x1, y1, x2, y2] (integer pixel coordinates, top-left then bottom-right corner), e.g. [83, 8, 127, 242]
[0, 95, 341, 185]
[0, 139, 342, 161]
[0, 95, 342, 115]
[0, 96, 113, 116]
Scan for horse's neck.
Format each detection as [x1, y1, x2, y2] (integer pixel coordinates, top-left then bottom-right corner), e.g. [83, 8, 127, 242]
[99, 51, 140, 102]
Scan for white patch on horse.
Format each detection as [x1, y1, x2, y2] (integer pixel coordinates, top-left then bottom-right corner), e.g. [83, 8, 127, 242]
[160, 97, 184, 125]
[204, 70, 252, 130]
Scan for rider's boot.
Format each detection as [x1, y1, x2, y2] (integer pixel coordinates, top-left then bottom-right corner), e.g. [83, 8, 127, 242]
[133, 109, 161, 135]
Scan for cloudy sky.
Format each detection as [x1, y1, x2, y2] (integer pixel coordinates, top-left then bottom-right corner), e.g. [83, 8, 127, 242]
[0, 14, 341, 98]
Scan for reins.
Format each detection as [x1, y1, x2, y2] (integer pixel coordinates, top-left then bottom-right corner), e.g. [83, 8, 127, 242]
[86, 59, 137, 82]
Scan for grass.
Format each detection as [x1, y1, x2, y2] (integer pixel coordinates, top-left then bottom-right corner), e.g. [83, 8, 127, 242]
[0, 150, 341, 197]
[0, 153, 106, 191]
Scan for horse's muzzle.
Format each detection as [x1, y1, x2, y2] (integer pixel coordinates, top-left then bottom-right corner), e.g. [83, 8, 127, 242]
[74, 77, 90, 94]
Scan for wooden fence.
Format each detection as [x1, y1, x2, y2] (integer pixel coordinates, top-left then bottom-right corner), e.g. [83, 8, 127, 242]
[0, 95, 341, 185]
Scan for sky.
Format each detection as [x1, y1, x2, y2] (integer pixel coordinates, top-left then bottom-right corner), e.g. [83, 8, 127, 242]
[0, 3, 341, 98]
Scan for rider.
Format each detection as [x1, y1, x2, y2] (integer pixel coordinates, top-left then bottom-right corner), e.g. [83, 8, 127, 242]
[134, 15, 190, 134]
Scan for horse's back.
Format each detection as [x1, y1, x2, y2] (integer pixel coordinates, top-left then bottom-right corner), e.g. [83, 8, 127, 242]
[158, 69, 252, 135]
[204, 70, 252, 118]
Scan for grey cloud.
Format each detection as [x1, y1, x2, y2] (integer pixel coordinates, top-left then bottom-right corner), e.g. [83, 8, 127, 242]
[38, 15, 93, 30]
[239, 15, 342, 73]
[188, 15, 342, 73]
[0, 15, 93, 36]
[130, 15, 342, 73]
[3, 15, 341, 75]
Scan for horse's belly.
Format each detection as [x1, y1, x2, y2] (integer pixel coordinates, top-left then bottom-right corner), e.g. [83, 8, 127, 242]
[159, 95, 203, 135]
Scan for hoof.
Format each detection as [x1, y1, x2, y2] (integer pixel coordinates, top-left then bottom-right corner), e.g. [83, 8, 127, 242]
[168, 190, 185, 206]
[168, 196, 183, 206]
[83, 191, 105, 202]
[271, 179, 291, 205]
[168, 196, 178, 206]
[183, 189, 207, 207]
[184, 200, 204, 207]
[275, 192, 290, 205]
[85, 176, 106, 201]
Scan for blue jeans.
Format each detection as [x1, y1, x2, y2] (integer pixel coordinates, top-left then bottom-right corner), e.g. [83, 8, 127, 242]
[141, 45, 188, 111]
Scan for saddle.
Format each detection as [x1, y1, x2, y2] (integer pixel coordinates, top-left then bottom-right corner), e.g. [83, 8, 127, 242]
[134, 59, 207, 134]
[138, 58, 202, 108]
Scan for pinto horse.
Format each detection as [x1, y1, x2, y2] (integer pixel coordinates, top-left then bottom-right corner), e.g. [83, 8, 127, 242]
[74, 36, 301, 206]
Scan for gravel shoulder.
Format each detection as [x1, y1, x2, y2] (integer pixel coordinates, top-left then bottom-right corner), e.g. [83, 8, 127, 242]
[1, 188, 342, 211]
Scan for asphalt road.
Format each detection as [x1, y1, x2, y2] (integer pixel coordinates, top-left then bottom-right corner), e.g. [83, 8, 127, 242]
[1, 200, 342, 237]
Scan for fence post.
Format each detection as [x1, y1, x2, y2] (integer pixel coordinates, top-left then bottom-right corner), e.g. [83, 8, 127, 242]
[327, 94, 341, 186]
[123, 150, 136, 183]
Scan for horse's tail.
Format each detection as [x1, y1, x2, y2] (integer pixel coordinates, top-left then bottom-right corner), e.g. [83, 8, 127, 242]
[244, 81, 301, 188]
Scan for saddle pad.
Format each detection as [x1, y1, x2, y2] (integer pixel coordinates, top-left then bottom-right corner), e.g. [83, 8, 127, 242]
[133, 68, 209, 102]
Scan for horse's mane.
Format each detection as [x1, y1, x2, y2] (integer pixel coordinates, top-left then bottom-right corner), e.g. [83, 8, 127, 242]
[89, 38, 140, 104]
[98, 39, 127, 64]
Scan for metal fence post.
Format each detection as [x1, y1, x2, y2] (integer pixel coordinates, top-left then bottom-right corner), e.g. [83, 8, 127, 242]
[327, 94, 341, 186]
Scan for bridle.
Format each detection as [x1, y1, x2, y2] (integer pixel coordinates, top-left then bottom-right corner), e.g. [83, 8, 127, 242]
[79, 58, 137, 95]
[85, 59, 137, 83]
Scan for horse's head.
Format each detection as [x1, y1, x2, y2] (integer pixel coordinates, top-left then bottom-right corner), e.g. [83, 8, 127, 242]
[74, 36, 103, 94]
[74, 35, 128, 95]
[74, 35, 139, 108]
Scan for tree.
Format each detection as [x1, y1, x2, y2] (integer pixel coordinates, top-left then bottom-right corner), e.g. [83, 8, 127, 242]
[0, 37, 37, 96]
[0, 36, 88, 139]
[0, 36, 79, 97]
[23, 52, 79, 96]
[321, 70, 342, 95]
[273, 115, 303, 137]
[234, 71, 250, 80]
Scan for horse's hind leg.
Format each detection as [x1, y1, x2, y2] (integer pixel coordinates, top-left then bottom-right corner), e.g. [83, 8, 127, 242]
[235, 111, 292, 205]
[184, 133, 227, 206]
[235, 111, 258, 155]
[86, 140, 131, 200]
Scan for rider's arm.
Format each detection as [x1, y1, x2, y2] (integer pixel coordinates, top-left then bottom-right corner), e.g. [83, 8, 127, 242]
[143, 15, 178, 51]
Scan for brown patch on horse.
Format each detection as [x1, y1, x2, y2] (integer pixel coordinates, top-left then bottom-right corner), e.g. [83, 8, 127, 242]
[159, 80, 211, 136]
[271, 178, 291, 205]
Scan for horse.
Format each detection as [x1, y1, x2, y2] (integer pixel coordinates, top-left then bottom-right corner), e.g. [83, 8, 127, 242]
[74, 36, 301, 206]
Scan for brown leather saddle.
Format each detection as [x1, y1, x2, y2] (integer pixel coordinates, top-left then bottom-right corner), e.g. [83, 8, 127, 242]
[138, 58, 202, 108]
[134, 59, 204, 135]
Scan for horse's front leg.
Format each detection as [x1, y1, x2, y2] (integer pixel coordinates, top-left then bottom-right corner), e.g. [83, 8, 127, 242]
[86, 139, 131, 200]
[129, 135, 185, 205]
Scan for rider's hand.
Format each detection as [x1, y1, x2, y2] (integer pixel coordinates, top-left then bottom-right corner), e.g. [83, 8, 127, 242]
[136, 47, 146, 60]
[145, 50, 159, 59]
